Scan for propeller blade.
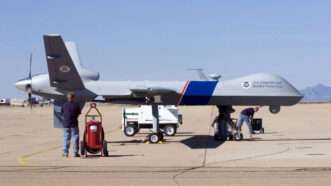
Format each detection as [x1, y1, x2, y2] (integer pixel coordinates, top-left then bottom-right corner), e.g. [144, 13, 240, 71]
[29, 53, 32, 79]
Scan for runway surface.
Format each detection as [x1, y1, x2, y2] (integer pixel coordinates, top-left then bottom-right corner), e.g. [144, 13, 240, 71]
[1, 104, 331, 185]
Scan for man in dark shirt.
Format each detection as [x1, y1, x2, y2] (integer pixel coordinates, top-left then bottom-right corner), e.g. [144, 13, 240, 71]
[236, 107, 260, 138]
[61, 92, 82, 157]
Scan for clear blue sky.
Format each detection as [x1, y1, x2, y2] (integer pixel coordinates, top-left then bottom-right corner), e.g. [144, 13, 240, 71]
[1, 0, 331, 98]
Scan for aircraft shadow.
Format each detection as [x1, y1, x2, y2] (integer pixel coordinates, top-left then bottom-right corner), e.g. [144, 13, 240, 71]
[180, 135, 225, 149]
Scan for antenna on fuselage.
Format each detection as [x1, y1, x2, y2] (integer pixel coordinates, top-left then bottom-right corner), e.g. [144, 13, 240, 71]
[188, 68, 221, 81]
[188, 68, 209, 80]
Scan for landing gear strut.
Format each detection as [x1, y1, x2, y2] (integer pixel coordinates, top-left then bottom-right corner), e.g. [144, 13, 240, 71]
[214, 105, 235, 141]
[148, 104, 164, 143]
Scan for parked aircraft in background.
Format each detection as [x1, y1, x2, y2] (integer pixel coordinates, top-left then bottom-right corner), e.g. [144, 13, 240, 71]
[15, 35, 303, 143]
[0, 99, 10, 106]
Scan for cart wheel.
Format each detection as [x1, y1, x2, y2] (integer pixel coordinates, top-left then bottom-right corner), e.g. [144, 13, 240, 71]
[102, 141, 109, 157]
[148, 133, 163, 144]
[164, 125, 176, 136]
[80, 141, 87, 158]
[124, 125, 137, 137]
[260, 128, 265, 134]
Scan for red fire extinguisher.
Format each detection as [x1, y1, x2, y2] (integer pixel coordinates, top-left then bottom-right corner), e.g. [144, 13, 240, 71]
[80, 103, 108, 157]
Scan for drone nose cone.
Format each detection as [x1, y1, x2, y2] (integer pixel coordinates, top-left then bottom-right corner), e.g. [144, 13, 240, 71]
[294, 91, 304, 101]
[15, 79, 31, 92]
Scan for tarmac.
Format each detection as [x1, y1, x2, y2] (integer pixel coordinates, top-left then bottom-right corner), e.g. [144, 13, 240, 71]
[1, 104, 331, 186]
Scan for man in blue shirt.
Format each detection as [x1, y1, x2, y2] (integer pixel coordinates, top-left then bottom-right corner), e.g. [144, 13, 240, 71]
[236, 107, 260, 138]
[61, 92, 82, 157]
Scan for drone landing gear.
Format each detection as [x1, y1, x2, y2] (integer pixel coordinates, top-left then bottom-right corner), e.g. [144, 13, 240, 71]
[147, 104, 164, 144]
[214, 105, 235, 141]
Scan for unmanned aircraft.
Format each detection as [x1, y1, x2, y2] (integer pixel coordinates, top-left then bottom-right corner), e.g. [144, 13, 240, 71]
[15, 35, 303, 143]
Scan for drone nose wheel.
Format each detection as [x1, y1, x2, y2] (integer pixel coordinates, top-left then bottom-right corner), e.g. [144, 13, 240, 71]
[148, 133, 164, 144]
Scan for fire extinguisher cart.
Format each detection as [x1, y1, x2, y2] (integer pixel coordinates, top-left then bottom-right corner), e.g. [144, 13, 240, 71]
[80, 103, 108, 158]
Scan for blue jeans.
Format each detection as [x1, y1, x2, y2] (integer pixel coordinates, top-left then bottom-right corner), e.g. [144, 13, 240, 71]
[63, 128, 79, 155]
[236, 114, 253, 134]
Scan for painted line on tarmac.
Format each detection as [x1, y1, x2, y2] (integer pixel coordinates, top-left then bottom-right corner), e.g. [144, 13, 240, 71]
[18, 145, 61, 166]
[206, 146, 291, 166]
[0, 151, 11, 156]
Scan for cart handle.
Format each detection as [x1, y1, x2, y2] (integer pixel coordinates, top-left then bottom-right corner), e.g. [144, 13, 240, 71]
[85, 102, 102, 123]
[90, 102, 97, 108]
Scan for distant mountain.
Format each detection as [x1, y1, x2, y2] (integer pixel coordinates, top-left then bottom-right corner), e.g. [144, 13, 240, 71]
[300, 84, 331, 102]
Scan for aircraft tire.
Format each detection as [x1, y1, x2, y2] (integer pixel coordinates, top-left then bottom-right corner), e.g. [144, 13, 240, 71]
[148, 133, 163, 144]
[217, 120, 227, 141]
[228, 134, 234, 141]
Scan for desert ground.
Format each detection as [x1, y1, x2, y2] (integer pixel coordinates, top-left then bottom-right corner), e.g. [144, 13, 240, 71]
[0, 104, 331, 186]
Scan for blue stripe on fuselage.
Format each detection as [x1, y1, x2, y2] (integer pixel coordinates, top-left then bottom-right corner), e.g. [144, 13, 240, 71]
[180, 81, 218, 105]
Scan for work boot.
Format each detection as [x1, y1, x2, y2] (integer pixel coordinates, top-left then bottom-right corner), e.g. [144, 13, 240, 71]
[73, 153, 80, 158]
